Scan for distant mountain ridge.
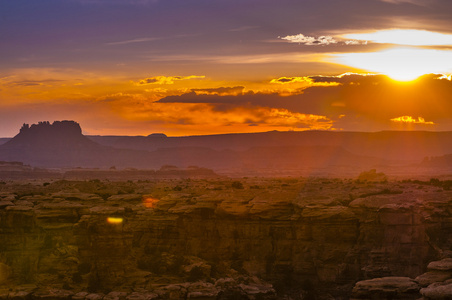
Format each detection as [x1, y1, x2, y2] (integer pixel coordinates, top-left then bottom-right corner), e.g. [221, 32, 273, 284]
[88, 130, 452, 162]
[2, 120, 452, 175]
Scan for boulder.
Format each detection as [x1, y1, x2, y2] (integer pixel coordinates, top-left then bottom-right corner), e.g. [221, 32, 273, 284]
[31, 289, 74, 300]
[85, 294, 104, 300]
[420, 282, 452, 299]
[125, 292, 158, 300]
[428, 259, 452, 272]
[187, 282, 219, 299]
[103, 292, 128, 300]
[415, 271, 452, 287]
[351, 277, 419, 299]
[9, 291, 33, 300]
[72, 292, 89, 300]
[0, 200, 14, 208]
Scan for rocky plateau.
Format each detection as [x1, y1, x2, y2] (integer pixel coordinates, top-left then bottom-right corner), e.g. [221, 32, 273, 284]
[2, 176, 452, 299]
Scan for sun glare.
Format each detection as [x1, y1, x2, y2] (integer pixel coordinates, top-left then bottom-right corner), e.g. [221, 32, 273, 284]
[332, 48, 452, 81]
[107, 217, 123, 224]
[342, 29, 452, 46]
[143, 197, 159, 208]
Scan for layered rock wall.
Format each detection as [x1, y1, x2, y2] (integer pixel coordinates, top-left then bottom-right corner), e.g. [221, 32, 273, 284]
[1, 179, 452, 298]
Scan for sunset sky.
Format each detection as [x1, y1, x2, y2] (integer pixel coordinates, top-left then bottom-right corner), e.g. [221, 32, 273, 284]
[1, 0, 452, 137]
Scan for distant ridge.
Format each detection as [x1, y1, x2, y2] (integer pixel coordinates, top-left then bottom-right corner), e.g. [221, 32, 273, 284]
[3, 120, 452, 175]
[88, 130, 452, 162]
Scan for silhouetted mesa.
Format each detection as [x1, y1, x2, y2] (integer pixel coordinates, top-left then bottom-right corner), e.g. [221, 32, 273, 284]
[0, 121, 110, 168]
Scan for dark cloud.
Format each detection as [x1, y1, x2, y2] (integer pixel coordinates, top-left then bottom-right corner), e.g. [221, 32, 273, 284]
[274, 78, 295, 83]
[308, 73, 387, 84]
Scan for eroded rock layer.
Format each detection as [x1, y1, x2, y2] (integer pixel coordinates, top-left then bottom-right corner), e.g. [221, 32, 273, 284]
[1, 178, 452, 299]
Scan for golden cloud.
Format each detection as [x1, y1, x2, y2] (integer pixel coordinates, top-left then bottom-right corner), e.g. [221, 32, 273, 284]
[270, 76, 340, 87]
[270, 77, 312, 84]
[136, 75, 205, 85]
[265, 108, 332, 129]
[191, 86, 245, 96]
[390, 116, 435, 125]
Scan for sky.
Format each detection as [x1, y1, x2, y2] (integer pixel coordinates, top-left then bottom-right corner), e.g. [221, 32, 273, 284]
[1, 0, 452, 137]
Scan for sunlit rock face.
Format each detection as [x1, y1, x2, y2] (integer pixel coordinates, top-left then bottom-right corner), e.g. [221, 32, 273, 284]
[1, 178, 452, 298]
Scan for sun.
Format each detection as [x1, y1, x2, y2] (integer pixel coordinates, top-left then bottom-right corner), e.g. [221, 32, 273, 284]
[332, 48, 452, 82]
[384, 69, 423, 82]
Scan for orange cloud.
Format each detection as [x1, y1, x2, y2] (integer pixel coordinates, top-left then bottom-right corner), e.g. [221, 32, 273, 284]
[136, 75, 205, 85]
[390, 116, 435, 125]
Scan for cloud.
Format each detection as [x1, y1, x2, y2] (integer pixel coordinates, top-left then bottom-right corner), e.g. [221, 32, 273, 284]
[308, 73, 384, 84]
[379, 0, 433, 6]
[96, 92, 149, 103]
[279, 34, 338, 46]
[191, 86, 245, 96]
[344, 40, 367, 45]
[390, 116, 435, 125]
[106, 37, 161, 45]
[5, 79, 65, 87]
[270, 76, 340, 86]
[146, 53, 320, 64]
[228, 26, 259, 32]
[263, 109, 332, 129]
[136, 75, 205, 85]
[438, 74, 452, 81]
[270, 77, 313, 84]
[106, 34, 198, 46]
[279, 34, 366, 46]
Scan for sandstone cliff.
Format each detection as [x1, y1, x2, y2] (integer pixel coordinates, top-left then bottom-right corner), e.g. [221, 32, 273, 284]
[1, 178, 452, 299]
